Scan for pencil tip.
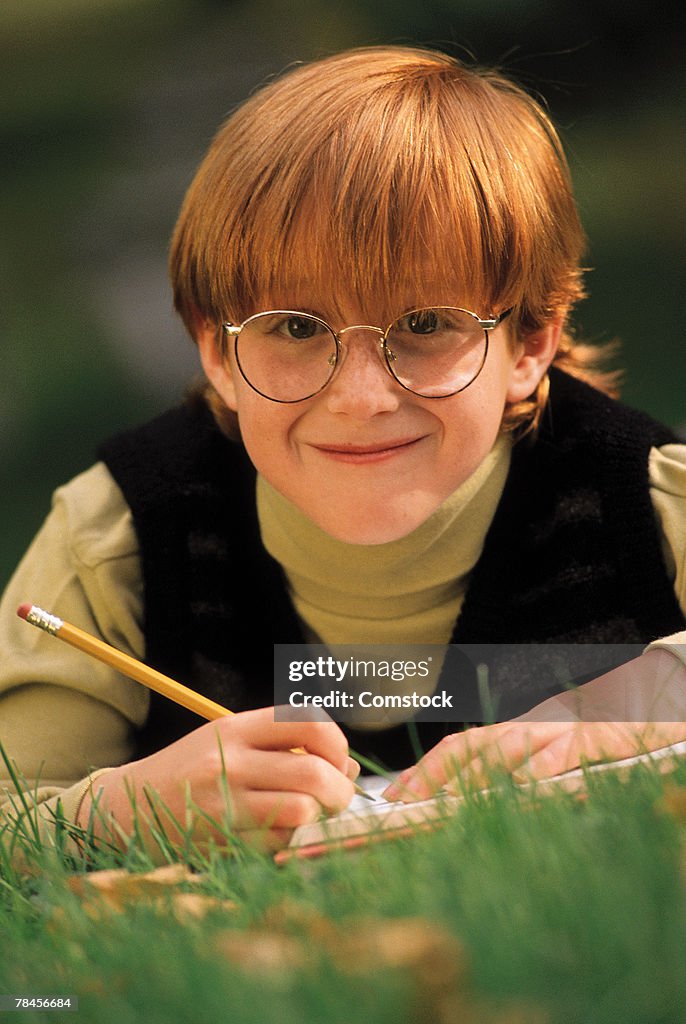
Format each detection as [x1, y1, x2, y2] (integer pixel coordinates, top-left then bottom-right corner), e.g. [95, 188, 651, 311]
[16, 603, 32, 621]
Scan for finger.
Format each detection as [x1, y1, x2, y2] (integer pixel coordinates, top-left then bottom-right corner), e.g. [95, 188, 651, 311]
[383, 724, 515, 801]
[235, 827, 295, 854]
[283, 717, 351, 774]
[382, 766, 436, 802]
[511, 722, 643, 782]
[180, 822, 295, 856]
[228, 748, 355, 813]
[234, 788, 325, 830]
[222, 707, 350, 773]
[443, 754, 504, 794]
[457, 722, 593, 789]
[385, 722, 572, 801]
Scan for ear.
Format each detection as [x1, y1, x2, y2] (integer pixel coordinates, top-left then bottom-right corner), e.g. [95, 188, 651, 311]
[195, 319, 238, 412]
[505, 317, 562, 404]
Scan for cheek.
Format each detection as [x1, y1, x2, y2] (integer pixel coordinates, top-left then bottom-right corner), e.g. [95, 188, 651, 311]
[469, 354, 516, 431]
[433, 391, 508, 490]
[443, 382, 507, 449]
[233, 397, 299, 470]
[203, 355, 239, 414]
[216, 351, 240, 413]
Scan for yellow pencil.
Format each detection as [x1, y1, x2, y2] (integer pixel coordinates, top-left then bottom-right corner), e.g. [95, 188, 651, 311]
[16, 603, 372, 798]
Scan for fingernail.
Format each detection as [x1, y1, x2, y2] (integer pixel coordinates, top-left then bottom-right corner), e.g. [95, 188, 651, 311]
[384, 781, 424, 802]
[383, 769, 412, 800]
[383, 780, 414, 800]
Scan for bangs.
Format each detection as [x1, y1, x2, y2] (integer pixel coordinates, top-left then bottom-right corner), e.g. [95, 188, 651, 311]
[241, 206, 501, 325]
[171, 47, 585, 337]
[235, 171, 514, 324]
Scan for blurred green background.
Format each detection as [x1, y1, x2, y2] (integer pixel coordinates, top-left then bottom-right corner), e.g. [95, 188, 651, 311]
[2, 0, 685, 588]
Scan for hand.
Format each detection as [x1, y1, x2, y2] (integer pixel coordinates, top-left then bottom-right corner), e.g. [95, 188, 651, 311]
[78, 707, 358, 853]
[383, 648, 686, 801]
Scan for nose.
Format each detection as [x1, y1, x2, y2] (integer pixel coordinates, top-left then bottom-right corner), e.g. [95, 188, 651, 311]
[324, 326, 401, 417]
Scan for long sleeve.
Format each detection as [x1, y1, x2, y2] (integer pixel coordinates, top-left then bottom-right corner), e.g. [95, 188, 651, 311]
[518, 443, 686, 724]
[0, 462, 149, 845]
[647, 443, 686, 664]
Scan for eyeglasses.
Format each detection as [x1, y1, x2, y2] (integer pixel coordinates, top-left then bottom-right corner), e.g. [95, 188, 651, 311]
[222, 306, 512, 403]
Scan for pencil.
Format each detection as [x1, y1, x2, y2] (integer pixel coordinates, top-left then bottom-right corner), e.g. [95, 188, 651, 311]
[17, 603, 232, 720]
[16, 603, 372, 799]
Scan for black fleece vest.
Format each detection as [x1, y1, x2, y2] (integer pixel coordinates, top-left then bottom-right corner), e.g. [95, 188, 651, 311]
[99, 370, 685, 767]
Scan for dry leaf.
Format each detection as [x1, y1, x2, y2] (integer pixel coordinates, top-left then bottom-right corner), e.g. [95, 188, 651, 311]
[64, 863, 212, 912]
[170, 892, 237, 921]
[261, 899, 338, 944]
[214, 930, 307, 972]
[213, 913, 548, 1023]
[658, 783, 686, 823]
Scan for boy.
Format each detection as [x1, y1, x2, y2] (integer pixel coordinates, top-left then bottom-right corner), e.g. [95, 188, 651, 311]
[1, 46, 685, 853]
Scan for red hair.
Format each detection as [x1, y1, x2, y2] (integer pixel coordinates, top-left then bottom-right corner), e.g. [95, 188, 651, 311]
[170, 46, 616, 434]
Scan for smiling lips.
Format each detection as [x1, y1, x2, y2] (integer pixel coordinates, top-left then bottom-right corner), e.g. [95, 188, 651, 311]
[310, 436, 425, 463]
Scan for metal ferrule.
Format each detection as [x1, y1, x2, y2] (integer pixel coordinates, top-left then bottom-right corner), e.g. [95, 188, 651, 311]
[26, 605, 64, 635]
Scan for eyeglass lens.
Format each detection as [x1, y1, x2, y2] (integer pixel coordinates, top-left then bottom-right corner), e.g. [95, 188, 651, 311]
[234, 308, 488, 402]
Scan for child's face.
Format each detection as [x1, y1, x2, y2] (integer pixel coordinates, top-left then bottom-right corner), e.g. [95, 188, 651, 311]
[198, 300, 557, 545]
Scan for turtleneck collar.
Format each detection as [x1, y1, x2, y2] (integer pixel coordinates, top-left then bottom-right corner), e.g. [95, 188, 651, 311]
[257, 434, 512, 644]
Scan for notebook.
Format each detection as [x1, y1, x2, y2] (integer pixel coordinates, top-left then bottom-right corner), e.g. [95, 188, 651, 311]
[274, 740, 686, 863]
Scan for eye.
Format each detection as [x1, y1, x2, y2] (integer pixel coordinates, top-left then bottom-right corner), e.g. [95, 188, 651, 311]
[282, 315, 319, 340]
[406, 310, 439, 335]
[247, 312, 332, 346]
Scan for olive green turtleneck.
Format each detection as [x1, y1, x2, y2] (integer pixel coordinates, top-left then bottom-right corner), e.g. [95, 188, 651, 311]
[257, 435, 512, 646]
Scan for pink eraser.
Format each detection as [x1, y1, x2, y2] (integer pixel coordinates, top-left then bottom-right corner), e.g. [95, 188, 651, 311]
[16, 603, 32, 621]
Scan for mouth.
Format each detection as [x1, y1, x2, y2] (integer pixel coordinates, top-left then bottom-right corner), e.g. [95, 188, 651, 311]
[309, 436, 426, 464]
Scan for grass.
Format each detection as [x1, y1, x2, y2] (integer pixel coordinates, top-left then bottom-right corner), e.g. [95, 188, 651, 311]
[3, 756, 686, 1023]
